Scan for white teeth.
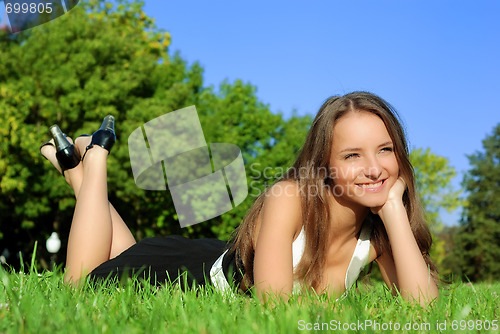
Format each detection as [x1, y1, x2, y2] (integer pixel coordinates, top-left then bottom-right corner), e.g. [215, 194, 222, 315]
[358, 181, 383, 188]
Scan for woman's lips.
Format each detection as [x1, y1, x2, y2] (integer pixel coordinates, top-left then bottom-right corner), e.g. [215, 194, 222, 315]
[356, 179, 385, 192]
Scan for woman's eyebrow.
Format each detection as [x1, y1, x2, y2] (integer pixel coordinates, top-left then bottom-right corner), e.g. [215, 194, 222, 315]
[338, 147, 362, 154]
[378, 141, 393, 148]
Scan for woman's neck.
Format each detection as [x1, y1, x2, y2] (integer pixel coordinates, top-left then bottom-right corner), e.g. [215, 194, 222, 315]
[327, 193, 370, 242]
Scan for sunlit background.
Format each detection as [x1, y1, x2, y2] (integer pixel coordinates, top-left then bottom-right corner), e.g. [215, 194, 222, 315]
[1, 1, 499, 226]
[137, 1, 500, 225]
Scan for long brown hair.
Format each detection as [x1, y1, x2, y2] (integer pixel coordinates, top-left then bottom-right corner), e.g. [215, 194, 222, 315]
[229, 91, 438, 292]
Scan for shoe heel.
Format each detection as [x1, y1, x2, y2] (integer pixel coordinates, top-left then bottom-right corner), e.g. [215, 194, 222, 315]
[49, 125, 80, 172]
[81, 115, 116, 161]
[92, 115, 116, 151]
[99, 115, 115, 133]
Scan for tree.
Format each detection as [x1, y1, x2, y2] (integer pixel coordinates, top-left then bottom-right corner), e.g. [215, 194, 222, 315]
[0, 0, 188, 267]
[447, 124, 500, 281]
[409, 148, 463, 271]
[410, 148, 463, 230]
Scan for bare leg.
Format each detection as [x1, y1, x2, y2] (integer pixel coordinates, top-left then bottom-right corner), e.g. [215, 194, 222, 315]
[41, 137, 136, 283]
[64, 146, 114, 282]
[75, 136, 136, 259]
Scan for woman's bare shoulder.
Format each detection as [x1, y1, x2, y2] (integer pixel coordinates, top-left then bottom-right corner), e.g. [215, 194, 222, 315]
[265, 179, 302, 197]
[253, 180, 303, 246]
[263, 180, 303, 218]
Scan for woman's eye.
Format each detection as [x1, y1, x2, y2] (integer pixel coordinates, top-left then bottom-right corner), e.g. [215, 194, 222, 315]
[344, 153, 359, 159]
[380, 147, 394, 153]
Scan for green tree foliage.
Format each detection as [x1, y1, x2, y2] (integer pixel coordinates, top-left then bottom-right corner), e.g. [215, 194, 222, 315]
[409, 148, 463, 272]
[410, 148, 462, 230]
[447, 124, 500, 281]
[0, 0, 311, 268]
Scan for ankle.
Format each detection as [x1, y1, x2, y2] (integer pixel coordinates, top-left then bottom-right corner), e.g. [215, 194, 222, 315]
[82, 148, 109, 175]
[83, 146, 109, 160]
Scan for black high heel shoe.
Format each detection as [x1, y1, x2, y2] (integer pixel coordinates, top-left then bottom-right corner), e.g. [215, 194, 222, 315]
[40, 125, 81, 174]
[81, 115, 116, 161]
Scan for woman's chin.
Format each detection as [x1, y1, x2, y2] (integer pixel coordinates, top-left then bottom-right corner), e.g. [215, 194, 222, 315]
[341, 199, 386, 213]
[357, 197, 388, 210]
[332, 189, 389, 211]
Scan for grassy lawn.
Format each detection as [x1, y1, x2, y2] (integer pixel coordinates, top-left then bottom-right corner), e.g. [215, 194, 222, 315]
[0, 265, 499, 334]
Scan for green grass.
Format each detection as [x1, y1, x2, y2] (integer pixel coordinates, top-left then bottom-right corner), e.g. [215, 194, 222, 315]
[0, 265, 499, 334]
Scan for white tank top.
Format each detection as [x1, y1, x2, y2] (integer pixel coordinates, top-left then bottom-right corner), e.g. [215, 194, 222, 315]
[210, 223, 372, 297]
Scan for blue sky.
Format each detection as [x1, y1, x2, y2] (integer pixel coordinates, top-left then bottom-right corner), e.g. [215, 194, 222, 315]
[139, 0, 499, 225]
[2, 1, 498, 224]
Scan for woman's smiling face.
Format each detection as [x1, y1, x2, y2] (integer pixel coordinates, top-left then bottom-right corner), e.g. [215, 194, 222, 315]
[329, 110, 399, 209]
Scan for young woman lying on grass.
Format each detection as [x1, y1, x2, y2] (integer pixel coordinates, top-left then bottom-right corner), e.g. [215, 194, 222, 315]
[40, 91, 439, 305]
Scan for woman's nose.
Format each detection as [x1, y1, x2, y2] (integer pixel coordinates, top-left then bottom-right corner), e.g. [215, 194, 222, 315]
[363, 156, 382, 180]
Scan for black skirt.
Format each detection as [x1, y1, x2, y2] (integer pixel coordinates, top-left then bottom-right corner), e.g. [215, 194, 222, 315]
[88, 235, 230, 288]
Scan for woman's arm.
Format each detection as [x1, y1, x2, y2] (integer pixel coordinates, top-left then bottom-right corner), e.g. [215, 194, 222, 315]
[253, 181, 303, 302]
[372, 178, 439, 306]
